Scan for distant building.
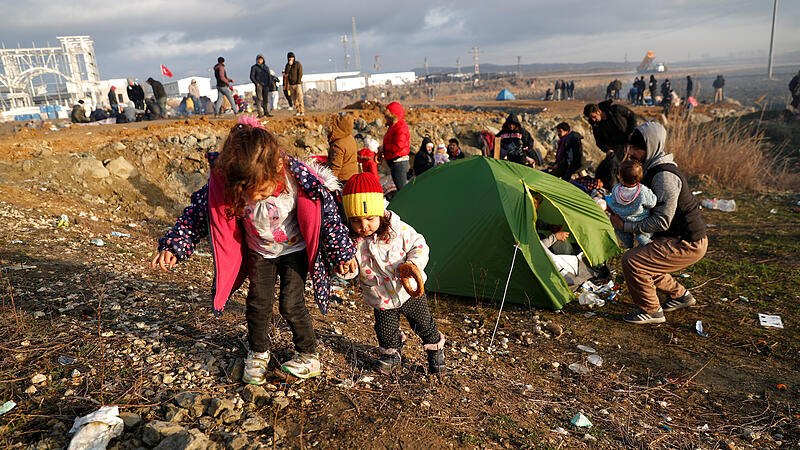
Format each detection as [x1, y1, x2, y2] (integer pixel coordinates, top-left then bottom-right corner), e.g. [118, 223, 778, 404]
[163, 77, 214, 98]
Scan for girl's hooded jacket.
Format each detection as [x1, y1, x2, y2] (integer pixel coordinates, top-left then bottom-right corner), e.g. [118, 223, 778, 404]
[158, 152, 356, 315]
[381, 102, 410, 160]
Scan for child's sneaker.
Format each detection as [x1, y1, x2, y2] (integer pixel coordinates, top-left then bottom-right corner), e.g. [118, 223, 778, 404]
[426, 349, 447, 374]
[281, 352, 321, 379]
[242, 350, 271, 385]
[376, 353, 402, 374]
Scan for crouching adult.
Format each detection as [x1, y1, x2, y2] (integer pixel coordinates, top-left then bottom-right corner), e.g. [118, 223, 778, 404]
[609, 122, 707, 325]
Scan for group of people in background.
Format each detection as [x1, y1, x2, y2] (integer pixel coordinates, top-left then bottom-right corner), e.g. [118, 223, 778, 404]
[545, 79, 575, 101]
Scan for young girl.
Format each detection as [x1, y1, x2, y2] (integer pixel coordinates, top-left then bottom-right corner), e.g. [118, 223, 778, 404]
[607, 159, 657, 248]
[152, 116, 356, 384]
[340, 173, 446, 374]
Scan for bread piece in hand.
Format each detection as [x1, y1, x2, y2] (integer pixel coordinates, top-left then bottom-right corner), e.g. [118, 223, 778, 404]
[397, 262, 424, 298]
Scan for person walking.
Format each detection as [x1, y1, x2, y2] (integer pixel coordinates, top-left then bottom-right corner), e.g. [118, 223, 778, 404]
[250, 54, 272, 117]
[648, 75, 657, 104]
[284, 52, 304, 116]
[713, 75, 725, 103]
[107, 86, 119, 112]
[609, 122, 708, 325]
[379, 102, 411, 190]
[685, 75, 694, 100]
[583, 100, 637, 189]
[127, 78, 145, 110]
[213, 57, 236, 116]
[146, 77, 167, 118]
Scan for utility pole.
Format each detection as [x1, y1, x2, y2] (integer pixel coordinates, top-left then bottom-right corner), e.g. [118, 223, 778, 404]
[767, 0, 778, 79]
[472, 46, 480, 75]
[351, 17, 361, 70]
[341, 35, 350, 70]
[516, 56, 521, 77]
[374, 55, 381, 72]
[456, 57, 461, 74]
[424, 56, 429, 76]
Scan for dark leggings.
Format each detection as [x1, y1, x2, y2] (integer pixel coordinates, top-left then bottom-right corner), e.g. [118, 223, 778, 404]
[245, 249, 315, 354]
[373, 295, 440, 350]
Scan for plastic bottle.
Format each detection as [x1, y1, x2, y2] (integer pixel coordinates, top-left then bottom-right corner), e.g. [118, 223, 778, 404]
[701, 198, 735, 212]
[578, 292, 605, 307]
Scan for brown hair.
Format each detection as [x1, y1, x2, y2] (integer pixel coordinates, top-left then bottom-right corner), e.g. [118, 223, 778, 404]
[213, 123, 287, 218]
[348, 212, 394, 242]
[618, 159, 643, 186]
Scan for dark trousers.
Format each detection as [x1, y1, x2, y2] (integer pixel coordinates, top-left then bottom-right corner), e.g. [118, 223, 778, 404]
[387, 158, 409, 190]
[245, 249, 315, 354]
[157, 97, 167, 118]
[254, 84, 268, 116]
[283, 89, 293, 107]
[595, 149, 624, 189]
[373, 296, 440, 350]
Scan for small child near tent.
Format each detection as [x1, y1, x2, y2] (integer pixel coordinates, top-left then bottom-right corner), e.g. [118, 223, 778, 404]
[152, 116, 356, 384]
[606, 159, 656, 248]
[433, 142, 449, 166]
[358, 137, 380, 178]
[340, 173, 446, 375]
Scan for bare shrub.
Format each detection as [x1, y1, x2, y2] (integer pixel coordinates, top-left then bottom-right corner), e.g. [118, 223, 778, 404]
[665, 116, 800, 191]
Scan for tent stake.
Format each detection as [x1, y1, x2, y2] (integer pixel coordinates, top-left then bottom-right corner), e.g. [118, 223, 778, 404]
[488, 243, 520, 353]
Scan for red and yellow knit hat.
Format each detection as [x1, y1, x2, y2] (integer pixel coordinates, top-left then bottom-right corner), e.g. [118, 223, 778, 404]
[343, 173, 384, 219]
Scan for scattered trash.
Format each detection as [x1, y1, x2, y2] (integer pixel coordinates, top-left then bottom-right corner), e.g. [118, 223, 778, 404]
[2, 264, 37, 271]
[0, 400, 16, 415]
[357, 375, 374, 384]
[10, 240, 23, 244]
[706, 223, 717, 228]
[660, 424, 671, 432]
[68, 405, 124, 450]
[698, 424, 710, 432]
[89, 238, 105, 247]
[769, 209, 778, 214]
[738, 295, 749, 303]
[194, 252, 212, 257]
[577, 345, 596, 353]
[776, 384, 787, 391]
[127, 223, 138, 228]
[109, 231, 130, 238]
[57, 214, 69, 228]
[58, 356, 77, 365]
[719, 297, 729, 302]
[553, 427, 568, 435]
[568, 363, 590, 375]
[680, 274, 691, 278]
[758, 314, 784, 329]
[691, 191, 703, 195]
[701, 198, 736, 212]
[587, 354, 603, 367]
[570, 412, 592, 428]
[335, 379, 355, 388]
[578, 292, 605, 308]
[695, 320, 708, 337]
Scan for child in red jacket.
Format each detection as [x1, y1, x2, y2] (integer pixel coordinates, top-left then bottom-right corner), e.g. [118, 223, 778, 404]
[358, 136, 380, 179]
[379, 102, 410, 190]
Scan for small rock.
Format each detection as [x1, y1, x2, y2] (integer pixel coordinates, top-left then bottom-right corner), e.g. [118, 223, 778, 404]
[142, 420, 185, 446]
[164, 404, 186, 423]
[241, 385, 270, 405]
[154, 428, 210, 450]
[272, 396, 290, 410]
[33, 311, 45, 318]
[105, 156, 137, 178]
[544, 322, 563, 337]
[241, 417, 268, 432]
[71, 369, 81, 378]
[208, 397, 234, 418]
[227, 434, 249, 450]
[24, 385, 37, 394]
[583, 433, 597, 442]
[229, 358, 245, 382]
[162, 373, 175, 384]
[31, 373, 47, 384]
[119, 412, 142, 429]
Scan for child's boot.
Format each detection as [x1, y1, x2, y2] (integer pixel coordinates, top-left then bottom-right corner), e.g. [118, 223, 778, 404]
[376, 332, 406, 374]
[423, 332, 447, 374]
[242, 350, 271, 385]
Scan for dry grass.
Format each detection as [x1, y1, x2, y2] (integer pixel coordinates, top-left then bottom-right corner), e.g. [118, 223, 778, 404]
[665, 115, 800, 191]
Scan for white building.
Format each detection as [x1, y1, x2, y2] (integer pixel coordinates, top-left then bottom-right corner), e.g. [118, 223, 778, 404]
[163, 77, 214, 99]
[367, 72, 416, 87]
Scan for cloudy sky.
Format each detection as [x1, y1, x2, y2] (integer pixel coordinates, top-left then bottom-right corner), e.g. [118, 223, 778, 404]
[1, 0, 798, 82]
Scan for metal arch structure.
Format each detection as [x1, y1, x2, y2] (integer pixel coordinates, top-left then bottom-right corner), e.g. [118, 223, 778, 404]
[0, 35, 101, 110]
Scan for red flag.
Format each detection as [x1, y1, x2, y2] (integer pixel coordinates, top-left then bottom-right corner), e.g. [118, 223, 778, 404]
[160, 64, 173, 77]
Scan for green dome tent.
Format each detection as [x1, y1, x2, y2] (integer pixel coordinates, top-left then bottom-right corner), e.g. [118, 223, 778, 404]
[496, 89, 516, 100]
[388, 157, 621, 309]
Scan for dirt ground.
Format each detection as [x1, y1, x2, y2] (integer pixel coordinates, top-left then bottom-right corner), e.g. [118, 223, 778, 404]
[1, 91, 799, 449]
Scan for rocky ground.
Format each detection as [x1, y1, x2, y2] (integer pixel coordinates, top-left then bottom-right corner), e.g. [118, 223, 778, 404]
[1, 96, 799, 449]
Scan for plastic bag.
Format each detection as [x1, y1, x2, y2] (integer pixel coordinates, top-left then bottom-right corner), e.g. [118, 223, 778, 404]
[68, 406, 123, 450]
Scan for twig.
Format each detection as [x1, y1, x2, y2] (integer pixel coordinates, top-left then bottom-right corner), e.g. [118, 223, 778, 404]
[689, 275, 723, 291]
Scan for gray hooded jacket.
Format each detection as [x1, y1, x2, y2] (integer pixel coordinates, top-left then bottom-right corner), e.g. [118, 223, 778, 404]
[623, 122, 682, 235]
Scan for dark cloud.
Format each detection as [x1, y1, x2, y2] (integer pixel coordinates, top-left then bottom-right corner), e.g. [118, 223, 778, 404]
[0, 0, 797, 82]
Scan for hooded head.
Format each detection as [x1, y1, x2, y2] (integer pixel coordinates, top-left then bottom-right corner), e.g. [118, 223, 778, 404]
[385, 102, 404, 122]
[419, 137, 434, 153]
[146, 77, 155, 84]
[256, 54, 265, 64]
[628, 121, 668, 172]
[502, 113, 522, 130]
[328, 113, 354, 142]
[217, 57, 225, 64]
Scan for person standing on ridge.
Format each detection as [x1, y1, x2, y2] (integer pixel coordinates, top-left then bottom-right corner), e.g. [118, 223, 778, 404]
[146, 77, 167, 118]
[127, 78, 145, 110]
[284, 52, 304, 116]
[213, 57, 236, 116]
[250, 54, 272, 117]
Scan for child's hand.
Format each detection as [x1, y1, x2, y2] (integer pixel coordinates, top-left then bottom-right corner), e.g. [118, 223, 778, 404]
[337, 258, 358, 276]
[151, 250, 177, 271]
[554, 231, 570, 242]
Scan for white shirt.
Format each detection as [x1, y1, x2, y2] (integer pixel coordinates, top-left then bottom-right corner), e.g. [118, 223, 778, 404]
[243, 176, 306, 258]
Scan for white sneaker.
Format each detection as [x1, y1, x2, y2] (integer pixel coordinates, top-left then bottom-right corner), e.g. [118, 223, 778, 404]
[281, 352, 321, 379]
[242, 350, 270, 385]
